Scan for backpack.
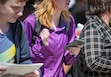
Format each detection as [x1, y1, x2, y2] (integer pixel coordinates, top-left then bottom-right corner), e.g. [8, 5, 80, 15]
[31, 13, 71, 45]
[12, 15, 70, 45]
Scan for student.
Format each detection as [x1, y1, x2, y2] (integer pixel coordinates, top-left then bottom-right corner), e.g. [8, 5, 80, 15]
[23, 0, 82, 77]
[0, 0, 40, 77]
[33, 0, 42, 10]
[79, 0, 111, 77]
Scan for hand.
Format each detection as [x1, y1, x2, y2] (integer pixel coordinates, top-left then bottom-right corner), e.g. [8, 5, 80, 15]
[68, 45, 83, 56]
[40, 28, 50, 46]
[0, 65, 6, 75]
[23, 70, 40, 77]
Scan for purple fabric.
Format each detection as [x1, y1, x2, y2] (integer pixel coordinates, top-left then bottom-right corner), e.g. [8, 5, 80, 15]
[23, 14, 77, 77]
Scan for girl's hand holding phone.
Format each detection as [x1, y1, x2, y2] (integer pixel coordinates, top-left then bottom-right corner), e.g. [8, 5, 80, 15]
[64, 39, 85, 56]
[68, 45, 83, 56]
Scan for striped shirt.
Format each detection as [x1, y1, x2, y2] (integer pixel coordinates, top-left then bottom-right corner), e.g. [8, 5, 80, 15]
[0, 26, 16, 63]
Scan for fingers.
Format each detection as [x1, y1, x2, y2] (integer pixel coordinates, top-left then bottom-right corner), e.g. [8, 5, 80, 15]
[68, 45, 83, 56]
[40, 28, 50, 38]
[77, 45, 83, 48]
[0, 71, 5, 75]
[23, 71, 40, 77]
[40, 28, 50, 46]
[0, 66, 6, 75]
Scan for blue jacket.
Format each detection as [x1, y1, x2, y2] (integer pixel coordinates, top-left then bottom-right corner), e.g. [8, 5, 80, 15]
[11, 20, 32, 64]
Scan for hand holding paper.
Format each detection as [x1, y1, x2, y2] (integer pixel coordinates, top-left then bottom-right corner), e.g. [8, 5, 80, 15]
[0, 62, 43, 75]
[0, 65, 6, 75]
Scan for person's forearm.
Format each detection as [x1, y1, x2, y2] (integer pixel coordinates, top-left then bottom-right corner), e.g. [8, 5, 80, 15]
[63, 63, 72, 75]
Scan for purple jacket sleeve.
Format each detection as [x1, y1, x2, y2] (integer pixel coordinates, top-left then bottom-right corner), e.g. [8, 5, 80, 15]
[63, 15, 77, 65]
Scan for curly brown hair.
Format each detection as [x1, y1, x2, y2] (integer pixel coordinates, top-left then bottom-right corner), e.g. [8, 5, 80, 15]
[87, 0, 111, 15]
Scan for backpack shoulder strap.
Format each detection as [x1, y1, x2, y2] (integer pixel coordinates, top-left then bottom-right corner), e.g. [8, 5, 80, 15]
[31, 13, 42, 45]
[31, 14, 70, 45]
[11, 19, 22, 43]
[17, 20, 22, 43]
[66, 22, 70, 33]
[61, 15, 70, 33]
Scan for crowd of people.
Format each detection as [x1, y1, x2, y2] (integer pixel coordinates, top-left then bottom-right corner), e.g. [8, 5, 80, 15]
[0, 0, 111, 77]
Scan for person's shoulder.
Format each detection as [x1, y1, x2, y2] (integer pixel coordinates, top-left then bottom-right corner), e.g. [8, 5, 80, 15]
[23, 14, 37, 29]
[85, 15, 98, 25]
[23, 14, 36, 23]
[69, 14, 75, 22]
[69, 14, 74, 19]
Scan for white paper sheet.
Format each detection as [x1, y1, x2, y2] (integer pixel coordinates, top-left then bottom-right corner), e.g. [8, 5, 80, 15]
[0, 62, 43, 75]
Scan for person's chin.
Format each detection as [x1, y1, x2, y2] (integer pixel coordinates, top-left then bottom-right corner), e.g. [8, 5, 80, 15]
[12, 17, 18, 22]
[64, 7, 68, 11]
[64, 9, 68, 11]
[9, 19, 17, 23]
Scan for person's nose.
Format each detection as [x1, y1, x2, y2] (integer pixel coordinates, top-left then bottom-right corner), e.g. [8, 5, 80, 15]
[16, 7, 24, 16]
[17, 11, 23, 16]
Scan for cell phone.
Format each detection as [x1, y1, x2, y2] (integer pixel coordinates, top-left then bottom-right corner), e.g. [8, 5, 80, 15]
[64, 39, 85, 50]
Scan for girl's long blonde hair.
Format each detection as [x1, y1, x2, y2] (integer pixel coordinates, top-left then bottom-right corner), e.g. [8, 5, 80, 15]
[34, 0, 71, 28]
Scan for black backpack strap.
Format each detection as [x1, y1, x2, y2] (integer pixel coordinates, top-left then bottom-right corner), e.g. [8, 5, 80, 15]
[17, 20, 22, 43]
[61, 15, 70, 33]
[31, 14, 70, 46]
[66, 22, 70, 33]
[31, 13, 42, 46]
[11, 19, 22, 43]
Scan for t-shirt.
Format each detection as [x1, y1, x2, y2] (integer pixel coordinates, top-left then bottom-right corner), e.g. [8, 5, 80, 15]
[0, 26, 16, 63]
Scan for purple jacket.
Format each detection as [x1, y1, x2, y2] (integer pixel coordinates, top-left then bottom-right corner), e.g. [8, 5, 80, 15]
[23, 14, 76, 77]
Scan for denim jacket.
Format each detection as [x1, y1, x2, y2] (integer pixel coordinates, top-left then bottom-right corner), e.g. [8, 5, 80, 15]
[11, 20, 32, 64]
